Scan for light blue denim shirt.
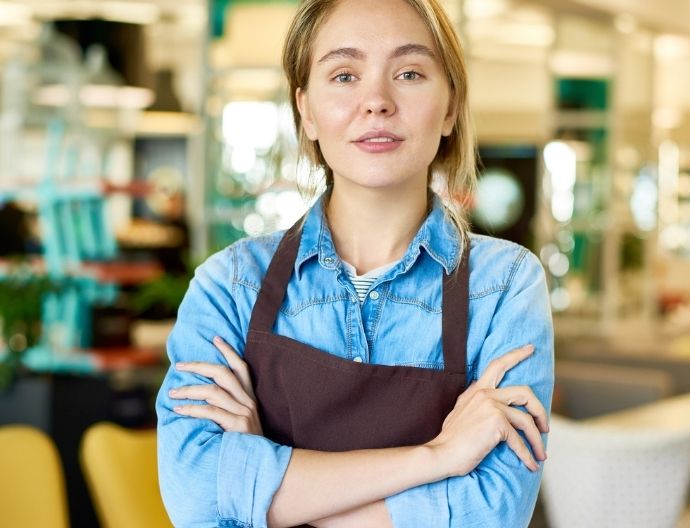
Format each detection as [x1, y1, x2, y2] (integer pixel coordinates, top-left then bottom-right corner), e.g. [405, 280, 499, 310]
[156, 193, 554, 528]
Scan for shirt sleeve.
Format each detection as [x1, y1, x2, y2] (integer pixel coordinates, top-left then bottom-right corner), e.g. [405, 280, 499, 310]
[385, 248, 554, 528]
[156, 249, 293, 528]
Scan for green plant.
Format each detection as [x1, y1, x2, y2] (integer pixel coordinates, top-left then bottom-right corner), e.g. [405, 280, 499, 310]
[131, 270, 193, 320]
[0, 266, 58, 390]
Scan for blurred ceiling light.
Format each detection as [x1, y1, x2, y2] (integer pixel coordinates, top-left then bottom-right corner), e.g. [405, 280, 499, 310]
[27, 1, 160, 25]
[99, 2, 160, 25]
[544, 141, 577, 223]
[630, 166, 657, 232]
[175, 4, 206, 29]
[549, 50, 613, 77]
[222, 102, 279, 151]
[135, 111, 201, 135]
[550, 287, 571, 312]
[0, 2, 32, 26]
[468, 44, 548, 64]
[544, 142, 577, 190]
[655, 34, 690, 60]
[469, 22, 555, 47]
[464, 0, 510, 19]
[548, 252, 570, 277]
[81, 85, 153, 108]
[215, 68, 284, 100]
[231, 146, 257, 174]
[658, 140, 680, 227]
[614, 13, 637, 34]
[34, 84, 153, 109]
[653, 108, 683, 129]
[511, 5, 552, 25]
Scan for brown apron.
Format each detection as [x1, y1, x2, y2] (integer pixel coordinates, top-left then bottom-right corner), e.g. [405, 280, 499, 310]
[243, 220, 470, 526]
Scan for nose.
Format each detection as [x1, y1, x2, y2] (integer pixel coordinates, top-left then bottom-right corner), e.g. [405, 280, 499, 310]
[362, 80, 396, 116]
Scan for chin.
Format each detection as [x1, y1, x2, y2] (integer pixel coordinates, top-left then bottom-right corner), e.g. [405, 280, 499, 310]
[333, 165, 425, 191]
[340, 176, 422, 192]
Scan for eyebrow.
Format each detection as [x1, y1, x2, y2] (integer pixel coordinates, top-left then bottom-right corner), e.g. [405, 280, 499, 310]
[317, 43, 436, 64]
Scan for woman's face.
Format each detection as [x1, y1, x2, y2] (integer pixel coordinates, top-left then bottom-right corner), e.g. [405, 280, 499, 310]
[296, 0, 455, 195]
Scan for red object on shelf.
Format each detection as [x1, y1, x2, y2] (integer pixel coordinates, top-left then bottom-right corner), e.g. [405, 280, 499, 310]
[79, 261, 164, 285]
[2, 257, 164, 286]
[101, 181, 154, 198]
[86, 346, 165, 371]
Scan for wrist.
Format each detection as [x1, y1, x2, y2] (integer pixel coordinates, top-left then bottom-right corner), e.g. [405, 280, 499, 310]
[414, 442, 451, 482]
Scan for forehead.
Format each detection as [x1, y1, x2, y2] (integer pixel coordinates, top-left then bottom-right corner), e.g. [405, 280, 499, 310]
[312, 0, 438, 58]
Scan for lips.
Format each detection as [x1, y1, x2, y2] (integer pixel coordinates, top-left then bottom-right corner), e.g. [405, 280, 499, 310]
[352, 130, 404, 153]
[354, 130, 403, 143]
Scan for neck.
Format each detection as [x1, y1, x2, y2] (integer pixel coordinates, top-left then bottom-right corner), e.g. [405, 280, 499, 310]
[325, 181, 429, 275]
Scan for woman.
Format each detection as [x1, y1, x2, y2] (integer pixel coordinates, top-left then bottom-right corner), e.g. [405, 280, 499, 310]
[157, 0, 554, 526]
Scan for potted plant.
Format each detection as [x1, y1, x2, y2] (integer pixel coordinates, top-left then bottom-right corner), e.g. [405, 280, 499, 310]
[128, 265, 193, 350]
[0, 264, 57, 390]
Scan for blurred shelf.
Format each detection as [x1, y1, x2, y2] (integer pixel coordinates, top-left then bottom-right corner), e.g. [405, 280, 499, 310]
[20, 344, 166, 375]
[86, 346, 167, 372]
[134, 111, 202, 137]
[554, 110, 609, 129]
[0, 257, 164, 285]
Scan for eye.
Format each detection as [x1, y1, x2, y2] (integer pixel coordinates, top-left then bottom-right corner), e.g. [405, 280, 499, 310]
[398, 70, 422, 81]
[333, 72, 355, 83]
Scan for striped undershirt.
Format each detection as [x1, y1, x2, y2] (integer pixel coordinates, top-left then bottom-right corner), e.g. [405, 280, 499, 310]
[341, 260, 399, 304]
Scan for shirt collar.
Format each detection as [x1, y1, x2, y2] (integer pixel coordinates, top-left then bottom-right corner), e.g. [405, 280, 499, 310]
[294, 193, 462, 279]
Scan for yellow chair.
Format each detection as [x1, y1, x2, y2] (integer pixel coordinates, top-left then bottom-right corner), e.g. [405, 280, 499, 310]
[80, 422, 171, 528]
[0, 425, 69, 528]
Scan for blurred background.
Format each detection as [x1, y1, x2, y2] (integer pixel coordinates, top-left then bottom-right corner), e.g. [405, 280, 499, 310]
[2, 0, 690, 527]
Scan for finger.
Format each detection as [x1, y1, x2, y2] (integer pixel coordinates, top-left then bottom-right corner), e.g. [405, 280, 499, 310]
[169, 384, 248, 416]
[173, 404, 250, 433]
[493, 386, 549, 433]
[504, 425, 539, 472]
[213, 336, 255, 397]
[501, 404, 546, 461]
[475, 345, 534, 390]
[176, 361, 255, 408]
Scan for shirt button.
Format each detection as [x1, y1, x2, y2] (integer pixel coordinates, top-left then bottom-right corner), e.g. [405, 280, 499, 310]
[324, 257, 334, 265]
[353, 356, 363, 363]
[369, 291, 380, 300]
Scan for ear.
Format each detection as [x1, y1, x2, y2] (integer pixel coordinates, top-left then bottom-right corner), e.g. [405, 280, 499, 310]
[441, 97, 457, 137]
[296, 87, 318, 141]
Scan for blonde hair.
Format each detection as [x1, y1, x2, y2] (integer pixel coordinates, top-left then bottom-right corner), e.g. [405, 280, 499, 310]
[282, 0, 477, 237]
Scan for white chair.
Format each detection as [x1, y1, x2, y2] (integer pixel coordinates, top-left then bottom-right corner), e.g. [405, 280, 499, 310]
[541, 414, 690, 528]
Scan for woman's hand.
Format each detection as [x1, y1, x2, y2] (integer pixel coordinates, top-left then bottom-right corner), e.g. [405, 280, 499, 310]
[169, 336, 263, 435]
[425, 344, 549, 477]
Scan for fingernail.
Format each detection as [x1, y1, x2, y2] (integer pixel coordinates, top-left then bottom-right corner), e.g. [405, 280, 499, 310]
[173, 406, 182, 412]
[169, 389, 177, 396]
[213, 336, 222, 344]
[176, 362, 186, 369]
[524, 345, 534, 352]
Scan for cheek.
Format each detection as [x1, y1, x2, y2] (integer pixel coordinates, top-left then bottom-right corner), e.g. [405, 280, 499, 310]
[315, 103, 354, 137]
[413, 98, 449, 133]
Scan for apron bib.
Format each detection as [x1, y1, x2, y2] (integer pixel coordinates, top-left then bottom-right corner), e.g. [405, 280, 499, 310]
[243, 220, 470, 526]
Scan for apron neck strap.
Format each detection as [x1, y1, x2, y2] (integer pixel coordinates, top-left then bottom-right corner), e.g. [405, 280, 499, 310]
[247, 219, 470, 376]
[441, 240, 469, 374]
[247, 219, 303, 334]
